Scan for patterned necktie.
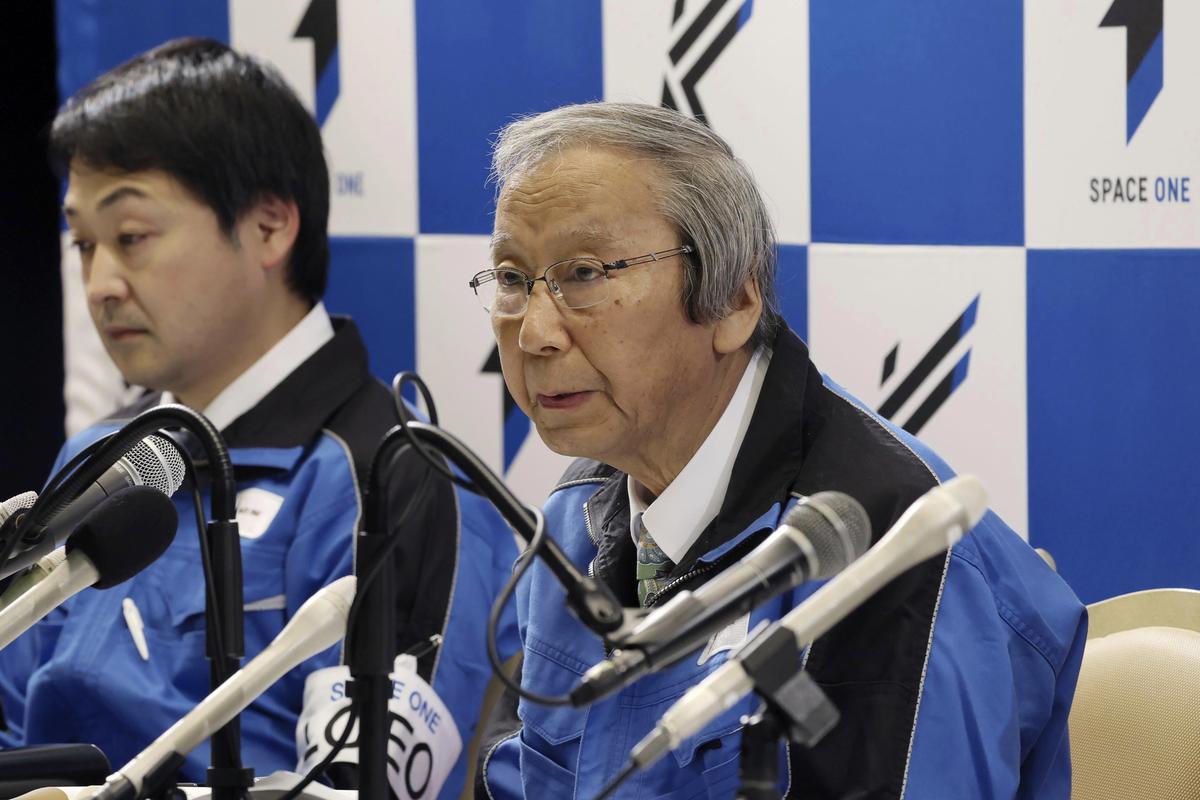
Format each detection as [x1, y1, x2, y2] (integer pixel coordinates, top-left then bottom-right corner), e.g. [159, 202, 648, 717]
[634, 513, 674, 607]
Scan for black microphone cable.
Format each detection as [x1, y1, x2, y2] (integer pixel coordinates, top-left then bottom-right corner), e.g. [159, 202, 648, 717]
[388, 376, 576, 705]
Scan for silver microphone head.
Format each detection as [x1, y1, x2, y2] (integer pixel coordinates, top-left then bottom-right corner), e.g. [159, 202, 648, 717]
[786, 492, 872, 580]
[118, 435, 187, 497]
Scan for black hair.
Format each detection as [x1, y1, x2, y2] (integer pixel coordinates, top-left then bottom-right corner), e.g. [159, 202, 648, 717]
[50, 37, 330, 304]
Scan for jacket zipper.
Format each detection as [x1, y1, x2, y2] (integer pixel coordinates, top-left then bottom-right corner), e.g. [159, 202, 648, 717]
[582, 500, 600, 546]
[645, 560, 720, 608]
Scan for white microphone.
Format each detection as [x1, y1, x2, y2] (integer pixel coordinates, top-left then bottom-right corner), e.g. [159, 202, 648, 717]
[628, 475, 989, 770]
[2, 434, 187, 579]
[94, 575, 358, 800]
[0, 486, 178, 650]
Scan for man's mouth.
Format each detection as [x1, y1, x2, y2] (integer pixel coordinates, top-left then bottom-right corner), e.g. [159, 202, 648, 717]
[104, 326, 148, 342]
[536, 391, 593, 410]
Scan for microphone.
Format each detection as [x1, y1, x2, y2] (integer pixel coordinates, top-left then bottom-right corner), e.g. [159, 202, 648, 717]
[0, 492, 37, 526]
[627, 475, 989, 771]
[0, 485, 178, 650]
[0, 549, 66, 612]
[2, 434, 186, 579]
[571, 492, 871, 706]
[93, 575, 357, 800]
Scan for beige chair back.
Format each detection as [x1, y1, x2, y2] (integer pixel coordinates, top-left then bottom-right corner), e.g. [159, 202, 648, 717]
[1071, 589, 1200, 800]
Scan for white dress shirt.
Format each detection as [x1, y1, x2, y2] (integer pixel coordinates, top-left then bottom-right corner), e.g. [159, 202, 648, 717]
[627, 347, 772, 563]
[161, 302, 335, 431]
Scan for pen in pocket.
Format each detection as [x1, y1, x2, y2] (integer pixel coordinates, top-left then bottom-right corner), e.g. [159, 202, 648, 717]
[122, 597, 150, 662]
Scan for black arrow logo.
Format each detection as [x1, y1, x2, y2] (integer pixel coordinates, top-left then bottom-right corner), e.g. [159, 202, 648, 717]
[1100, 0, 1163, 142]
[661, 0, 752, 125]
[878, 295, 979, 436]
[293, 0, 340, 125]
[1100, 0, 1163, 82]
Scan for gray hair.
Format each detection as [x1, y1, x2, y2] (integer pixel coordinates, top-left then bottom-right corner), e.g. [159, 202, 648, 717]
[491, 102, 782, 350]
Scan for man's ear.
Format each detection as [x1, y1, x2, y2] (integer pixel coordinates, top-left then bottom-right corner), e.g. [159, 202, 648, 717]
[248, 194, 301, 273]
[713, 274, 764, 354]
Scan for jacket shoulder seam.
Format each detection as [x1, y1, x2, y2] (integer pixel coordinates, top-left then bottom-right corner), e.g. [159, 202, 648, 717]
[319, 428, 364, 658]
[429, 485, 462, 682]
[819, 385, 950, 798]
[552, 477, 610, 493]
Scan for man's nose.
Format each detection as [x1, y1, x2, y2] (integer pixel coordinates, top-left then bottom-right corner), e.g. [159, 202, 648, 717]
[83, 245, 130, 307]
[518, 283, 570, 355]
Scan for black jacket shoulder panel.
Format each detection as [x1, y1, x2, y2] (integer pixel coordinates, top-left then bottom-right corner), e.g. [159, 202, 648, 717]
[321, 374, 398, 489]
[798, 379, 940, 546]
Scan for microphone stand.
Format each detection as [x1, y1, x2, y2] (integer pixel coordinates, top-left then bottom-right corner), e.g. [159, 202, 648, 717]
[348, 438, 406, 800]
[346, 418, 626, 800]
[729, 626, 840, 800]
[12, 405, 250, 800]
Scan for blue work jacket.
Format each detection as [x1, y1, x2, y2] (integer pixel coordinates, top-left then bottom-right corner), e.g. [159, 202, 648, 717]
[0, 319, 519, 799]
[482, 328, 1085, 799]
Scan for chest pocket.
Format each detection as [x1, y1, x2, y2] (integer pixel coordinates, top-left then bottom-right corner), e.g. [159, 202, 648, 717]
[518, 630, 774, 799]
[634, 653, 760, 800]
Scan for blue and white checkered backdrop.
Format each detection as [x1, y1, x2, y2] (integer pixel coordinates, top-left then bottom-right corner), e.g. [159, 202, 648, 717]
[55, 0, 1199, 605]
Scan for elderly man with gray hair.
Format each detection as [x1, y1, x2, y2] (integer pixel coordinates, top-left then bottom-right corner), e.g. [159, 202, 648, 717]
[472, 102, 1085, 799]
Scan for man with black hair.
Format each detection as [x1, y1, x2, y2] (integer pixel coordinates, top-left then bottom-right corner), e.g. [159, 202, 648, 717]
[0, 38, 517, 799]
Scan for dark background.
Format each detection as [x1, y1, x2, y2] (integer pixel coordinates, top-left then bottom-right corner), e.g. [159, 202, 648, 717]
[0, 4, 65, 499]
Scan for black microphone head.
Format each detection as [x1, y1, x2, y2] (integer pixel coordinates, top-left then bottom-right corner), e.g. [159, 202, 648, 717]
[784, 492, 871, 579]
[66, 485, 178, 589]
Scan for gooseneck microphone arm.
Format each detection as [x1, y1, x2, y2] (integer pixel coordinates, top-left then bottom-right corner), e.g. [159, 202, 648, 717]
[397, 420, 624, 634]
[13, 404, 249, 800]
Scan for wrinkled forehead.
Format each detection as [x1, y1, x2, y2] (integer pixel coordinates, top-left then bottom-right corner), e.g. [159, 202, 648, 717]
[491, 146, 668, 255]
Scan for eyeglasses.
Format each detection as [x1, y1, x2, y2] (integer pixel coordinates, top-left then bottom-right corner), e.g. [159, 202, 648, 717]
[468, 245, 692, 316]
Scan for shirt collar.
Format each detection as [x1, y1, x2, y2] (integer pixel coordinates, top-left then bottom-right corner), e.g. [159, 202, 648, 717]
[627, 347, 772, 563]
[162, 302, 334, 432]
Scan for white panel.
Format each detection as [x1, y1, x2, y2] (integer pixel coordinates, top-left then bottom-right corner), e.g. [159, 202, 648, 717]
[603, 0, 811, 244]
[230, 0, 419, 237]
[808, 245, 1029, 539]
[1025, 0, 1200, 247]
[415, 236, 574, 506]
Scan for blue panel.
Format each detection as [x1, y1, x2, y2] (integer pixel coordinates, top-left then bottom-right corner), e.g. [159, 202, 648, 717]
[1028, 250, 1200, 604]
[415, 0, 603, 234]
[56, 0, 229, 102]
[810, 1, 1024, 245]
[324, 238, 416, 386]
[776, 244, 808, 341]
